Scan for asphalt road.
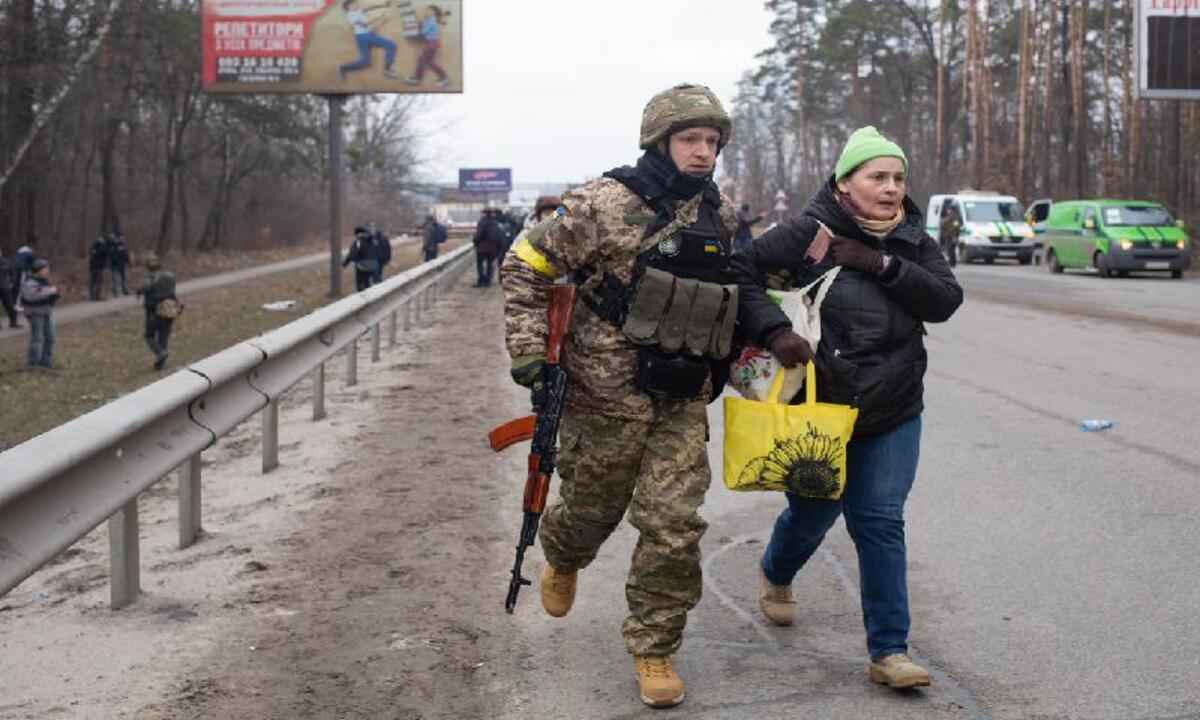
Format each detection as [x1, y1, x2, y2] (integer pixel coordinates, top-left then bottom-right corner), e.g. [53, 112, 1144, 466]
[494, 262, 1200, 719]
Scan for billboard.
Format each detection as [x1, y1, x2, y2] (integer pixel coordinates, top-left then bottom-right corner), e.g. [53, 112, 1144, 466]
[201, 0, 462, 94]
[1136, 0, 1200, 99]
[459, 168, 513, 193]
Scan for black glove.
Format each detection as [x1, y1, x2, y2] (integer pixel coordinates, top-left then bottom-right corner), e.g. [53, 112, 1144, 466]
[829, 235, 885, 275]
[766, 328, 814, 368]
[511, 354, 547, 411]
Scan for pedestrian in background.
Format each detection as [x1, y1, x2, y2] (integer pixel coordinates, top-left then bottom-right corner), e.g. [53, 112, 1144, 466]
[523, 195, 562, 231]
[137, 253, 179, 371]
[421, 214, 447, 262]
[371, 223, 391, 284]
[342, 225, 381, 291]
[21, 258, 60, 369]
[471, 208, 502, 287]
[109, 232, 132, 295]
[0, 248, 21, 328]
[87, 234, 109, 301]
[730, 125, 962, 691]
[734, 202, 763, 253]
[12, 243, 35, 312]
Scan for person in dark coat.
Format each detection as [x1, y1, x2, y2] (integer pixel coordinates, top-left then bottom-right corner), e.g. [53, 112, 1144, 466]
[734, 202, 763, 253]
[420, 214, 447, 262]
[730, 126, 962, 691]
[137, 253, 179, 371]
[342, 226, 381, 291]
[21, 258, 60, 369]
[0, 248, 20, 328]
[471, 208, 503, 287]
[370, 223, 390, 284]
[109, 232, 132, 295]
[88, 234, 110, 301]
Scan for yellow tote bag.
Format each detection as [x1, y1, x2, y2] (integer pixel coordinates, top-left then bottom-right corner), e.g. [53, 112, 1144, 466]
[723, 361, 859, 500]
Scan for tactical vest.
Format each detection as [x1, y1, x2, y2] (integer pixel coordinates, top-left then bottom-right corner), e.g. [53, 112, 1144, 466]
[577, 172, 739, 400]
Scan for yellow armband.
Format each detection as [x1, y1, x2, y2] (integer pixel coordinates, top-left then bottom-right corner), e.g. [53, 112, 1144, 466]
[513, 233, 562, 279]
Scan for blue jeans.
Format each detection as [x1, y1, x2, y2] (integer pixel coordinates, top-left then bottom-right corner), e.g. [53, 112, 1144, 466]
[340, 33, 397, 74]
[761, 414, 922, 659]
[26, 313, 55, 367]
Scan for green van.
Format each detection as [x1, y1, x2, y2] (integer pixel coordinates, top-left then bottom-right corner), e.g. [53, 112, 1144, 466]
[1028, 199, 1191, 279]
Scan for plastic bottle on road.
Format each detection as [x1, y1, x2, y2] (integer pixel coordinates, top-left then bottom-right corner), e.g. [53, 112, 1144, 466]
[1079, 419, 1114, 432]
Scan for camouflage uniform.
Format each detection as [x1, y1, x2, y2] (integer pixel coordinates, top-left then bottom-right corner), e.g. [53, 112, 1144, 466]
[502, 175, 739, 656]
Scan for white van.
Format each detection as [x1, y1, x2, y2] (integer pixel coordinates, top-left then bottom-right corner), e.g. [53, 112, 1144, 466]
[925, 191, 1037, 265]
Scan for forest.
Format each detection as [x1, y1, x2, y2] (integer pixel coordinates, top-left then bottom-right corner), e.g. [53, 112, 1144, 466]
[0, 0, 430, 259]
[723, 0, 1199, 225]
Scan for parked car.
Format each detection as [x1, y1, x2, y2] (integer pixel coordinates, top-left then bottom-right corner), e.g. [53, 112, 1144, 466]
[925, 190, 1037, 265]
[1029, 199, 1191, 279]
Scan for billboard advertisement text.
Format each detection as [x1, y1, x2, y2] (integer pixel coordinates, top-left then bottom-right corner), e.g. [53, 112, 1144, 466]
[459, 168, 513, 193]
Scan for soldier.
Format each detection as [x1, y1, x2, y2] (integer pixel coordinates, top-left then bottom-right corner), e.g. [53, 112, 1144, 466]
[502, 83, 741, 708]
[137, 254, 180, 371]
[938, 202, 961, 267]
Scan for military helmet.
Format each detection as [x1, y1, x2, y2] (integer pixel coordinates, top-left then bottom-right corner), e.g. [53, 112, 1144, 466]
[639, 83, 732, 151]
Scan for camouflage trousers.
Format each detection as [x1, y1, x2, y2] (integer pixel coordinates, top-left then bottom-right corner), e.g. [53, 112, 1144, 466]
[539, 399, 711, 656]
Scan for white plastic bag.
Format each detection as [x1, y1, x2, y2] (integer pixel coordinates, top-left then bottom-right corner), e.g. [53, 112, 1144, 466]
[728, 266, 840, 402]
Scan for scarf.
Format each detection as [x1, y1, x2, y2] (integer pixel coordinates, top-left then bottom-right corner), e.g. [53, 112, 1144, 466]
[604, 150, 721, 240]
[836, 190, 906, 240]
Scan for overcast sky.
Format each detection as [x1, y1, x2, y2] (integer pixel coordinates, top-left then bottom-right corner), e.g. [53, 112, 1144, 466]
[414, 0, 773, 186]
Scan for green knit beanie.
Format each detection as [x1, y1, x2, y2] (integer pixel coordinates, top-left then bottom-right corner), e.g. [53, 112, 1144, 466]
[834, 126, 907, 181]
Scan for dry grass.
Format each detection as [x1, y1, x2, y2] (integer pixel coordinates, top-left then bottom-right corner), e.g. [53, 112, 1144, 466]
[0, 242, 460, 451]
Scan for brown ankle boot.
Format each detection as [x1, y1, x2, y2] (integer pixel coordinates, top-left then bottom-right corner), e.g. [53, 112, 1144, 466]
[868, 653, 931, 689]
[758, 566, 796, 626]
[633, 655, 685, 708]
[539, 564, 576, 618]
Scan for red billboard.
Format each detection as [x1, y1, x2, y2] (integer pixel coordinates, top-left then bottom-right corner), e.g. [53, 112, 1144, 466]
[200, 0, 463, 94]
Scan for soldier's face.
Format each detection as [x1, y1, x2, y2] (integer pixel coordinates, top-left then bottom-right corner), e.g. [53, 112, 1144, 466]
[668, 127, 721, 176]
[836, 157, 906, 221]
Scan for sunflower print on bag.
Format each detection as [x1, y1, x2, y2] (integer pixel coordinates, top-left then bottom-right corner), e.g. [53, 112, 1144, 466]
[737, 422, 844, 499]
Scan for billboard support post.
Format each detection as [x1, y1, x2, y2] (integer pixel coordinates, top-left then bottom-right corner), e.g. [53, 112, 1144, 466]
[326, 94, 344, 299]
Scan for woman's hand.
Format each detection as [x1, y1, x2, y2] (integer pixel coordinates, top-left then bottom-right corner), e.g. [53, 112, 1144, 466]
[829, 235, 885, 274]
[767, 329, 813, 368]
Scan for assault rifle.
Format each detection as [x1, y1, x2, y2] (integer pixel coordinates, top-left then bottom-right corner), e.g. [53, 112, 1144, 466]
[487, 284, 577, 613]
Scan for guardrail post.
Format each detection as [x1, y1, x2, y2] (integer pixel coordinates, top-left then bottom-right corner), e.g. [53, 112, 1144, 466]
[178, 454, 203, 550]
[347, 337, 359, 386]
[372, 323, 382, 362]
[404, 301, 412, 331]
[313, 363, 326, 420]
[389, 310, 398, 347]
[108, 497, 140, 609]
[262, 399, 279, 473]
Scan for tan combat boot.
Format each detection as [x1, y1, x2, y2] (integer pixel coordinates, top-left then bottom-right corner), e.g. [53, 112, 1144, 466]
[868, 653, 931, 689]
[539, 564, 576, 618]
[758, 567, 796, 626]
[633, 655, 685, 708]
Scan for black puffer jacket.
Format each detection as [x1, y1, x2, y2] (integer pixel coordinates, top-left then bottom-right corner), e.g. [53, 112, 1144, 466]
[731, 178, 963, 437]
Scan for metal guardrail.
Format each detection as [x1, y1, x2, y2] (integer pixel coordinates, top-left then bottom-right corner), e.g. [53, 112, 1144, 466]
[0, 243, 473, 608]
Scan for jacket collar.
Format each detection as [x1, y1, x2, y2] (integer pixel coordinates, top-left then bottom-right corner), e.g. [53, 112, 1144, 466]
[803, 176, 925, 247]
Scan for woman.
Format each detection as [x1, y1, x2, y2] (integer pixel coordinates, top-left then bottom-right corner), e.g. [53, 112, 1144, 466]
[406, 5, 449, 87]
[730, 126, 962, 689]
